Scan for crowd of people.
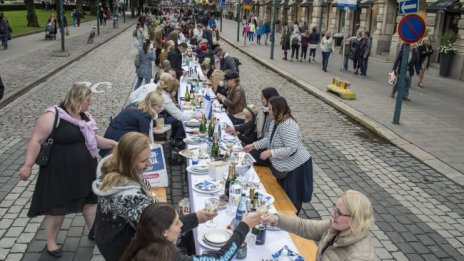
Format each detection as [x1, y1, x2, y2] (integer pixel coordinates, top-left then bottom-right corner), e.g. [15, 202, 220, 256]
[19, 6, 378, 261]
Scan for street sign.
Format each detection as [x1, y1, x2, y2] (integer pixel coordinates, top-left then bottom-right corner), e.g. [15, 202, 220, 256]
[220, 0, 225, 9]
[397, 14, 426, 44]
[398, 0, 418, 15]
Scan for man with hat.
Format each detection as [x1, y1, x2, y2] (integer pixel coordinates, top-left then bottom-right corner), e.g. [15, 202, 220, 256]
[216, 71, 246, 125]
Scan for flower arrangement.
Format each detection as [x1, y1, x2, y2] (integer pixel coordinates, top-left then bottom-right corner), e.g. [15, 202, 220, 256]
[438, 31, 457, 54]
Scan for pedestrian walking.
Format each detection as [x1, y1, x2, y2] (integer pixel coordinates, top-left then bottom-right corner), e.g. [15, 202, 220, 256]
[340, 33, 353, 71]
[280, 26, 291, 60]
[358, 31, 372, 77]
[308, 27, 319, 62]
[256, 23, 263, 45]
[0, 17, 12, 50]
[351, 31, 362, 74]
[263, 18, 271, 45]
[417, 37, 433, 87]
[135, 39, 156, 89]
[19, 83, 117, 258]
[320, 31, 334, 72]
[300, 30, 309, 62]
[99, 7, 106, 26]
[248, 19, 257, 45]
[391, 44, 420, 101]
[71, 9, 77, 27]
[132, 22, 144, 49]
[76, 9, 82, 27]
[290, 29, 301, 62]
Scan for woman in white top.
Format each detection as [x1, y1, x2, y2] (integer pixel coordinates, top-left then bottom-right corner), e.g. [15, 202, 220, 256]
[290, 29, 301, 62]
[320, 31, 334, 72]
[157, 73, 194, 139]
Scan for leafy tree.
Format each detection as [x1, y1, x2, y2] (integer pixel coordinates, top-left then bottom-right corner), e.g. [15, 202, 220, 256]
[24, 0, 40, 27]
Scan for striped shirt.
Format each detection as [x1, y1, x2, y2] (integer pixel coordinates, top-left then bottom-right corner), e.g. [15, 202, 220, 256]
[254, 117, 310, 172]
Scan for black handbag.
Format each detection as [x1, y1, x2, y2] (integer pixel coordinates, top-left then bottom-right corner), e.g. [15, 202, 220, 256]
[35, 108, 59, 166]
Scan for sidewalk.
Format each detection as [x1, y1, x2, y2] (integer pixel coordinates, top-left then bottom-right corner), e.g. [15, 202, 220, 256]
[0, 15, 137, 108]
[218, 18, 464, 185]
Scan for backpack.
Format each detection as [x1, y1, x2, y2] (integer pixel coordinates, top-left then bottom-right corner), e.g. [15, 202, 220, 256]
[291, 36, 299, 45]
[134, 52, 141, 68]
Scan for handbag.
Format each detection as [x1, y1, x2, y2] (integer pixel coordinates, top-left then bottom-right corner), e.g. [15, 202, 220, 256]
[35, 108, 59, 166]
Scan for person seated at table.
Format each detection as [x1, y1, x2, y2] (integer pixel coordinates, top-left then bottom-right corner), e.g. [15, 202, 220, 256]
[244, 96, 312, 215]
[225, 104, 259, 145]
[120, 203, 262, 261]
[262, 190, 377, 260]
[100, 91, 164, 157]
[216, 71, 246, 125]
[192, 39, 214, 65]
[200, 62, 225, 95]
[218, 49, 238, 74]
[167, 41, 187, 80]
[93, 132, 217, 261]
[158, 73, 195, 140]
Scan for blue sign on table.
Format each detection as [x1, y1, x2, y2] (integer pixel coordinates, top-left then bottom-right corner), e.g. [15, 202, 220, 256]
[397, 14, 426, 44]
[398, 0, 418, 15]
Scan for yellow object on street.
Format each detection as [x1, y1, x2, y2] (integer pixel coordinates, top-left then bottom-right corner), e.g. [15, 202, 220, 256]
[326, 77, 356, 100]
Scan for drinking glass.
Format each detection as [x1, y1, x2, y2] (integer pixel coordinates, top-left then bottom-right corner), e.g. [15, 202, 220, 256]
[205, 198, 219, 227]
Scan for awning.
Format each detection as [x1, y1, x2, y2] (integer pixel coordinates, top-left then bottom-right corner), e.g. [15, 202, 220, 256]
[426, 0, 461, 13]
[358, 0, 373, 8]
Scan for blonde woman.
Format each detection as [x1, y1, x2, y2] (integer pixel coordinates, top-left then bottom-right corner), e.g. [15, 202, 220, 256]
[262, 190, 377, 260]
[100, 91, 164, 157]
[19, 83, 117, 258]
[157, 73, 195, 139]
[94, 132, 216, 261]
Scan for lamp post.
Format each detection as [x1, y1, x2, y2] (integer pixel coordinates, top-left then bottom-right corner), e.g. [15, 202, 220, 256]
[96, 0, 100, 35]
[236, 0, 241, 42]
[270, 0, 277, 59]
[59, 0, 65, 51]
[123, 0, 126, 23]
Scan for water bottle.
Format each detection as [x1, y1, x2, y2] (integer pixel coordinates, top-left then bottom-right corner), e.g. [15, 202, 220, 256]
[234, 192, 247, 228]
[228, 180, 242, 216]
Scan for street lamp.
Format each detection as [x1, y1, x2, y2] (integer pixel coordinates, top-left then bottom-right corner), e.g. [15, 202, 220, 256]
[236, 0, 241, 42]
[59, 0, 65, 51]
[270, 0, 277, 59]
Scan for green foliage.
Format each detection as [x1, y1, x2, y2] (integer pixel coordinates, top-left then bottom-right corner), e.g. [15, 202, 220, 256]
[438, 31, 457, 54]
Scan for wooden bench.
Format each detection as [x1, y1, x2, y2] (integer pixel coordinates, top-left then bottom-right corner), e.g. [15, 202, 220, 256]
[254, 166, 318, 261]
[149, 187, 168, 203]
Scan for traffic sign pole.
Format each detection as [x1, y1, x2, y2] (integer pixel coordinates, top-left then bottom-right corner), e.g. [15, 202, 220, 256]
[393, 44, 410, 124]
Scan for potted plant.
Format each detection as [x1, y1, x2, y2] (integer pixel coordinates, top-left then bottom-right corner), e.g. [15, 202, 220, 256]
[438, 31, 457, 77]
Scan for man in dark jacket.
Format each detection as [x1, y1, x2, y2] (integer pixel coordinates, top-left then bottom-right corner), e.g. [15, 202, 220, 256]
[358, 31, 372, 77]
[218, 49, 238, 74]
[391, 44, 420, 101]
[201, 24, 214, 49]
[168, 42, 187, 80]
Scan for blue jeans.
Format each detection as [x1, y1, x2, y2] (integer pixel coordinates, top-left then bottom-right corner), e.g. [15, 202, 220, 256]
[248, 32, 254, 42]
[360, 56, 369, 76]
[321, 51, 331, 71]
[2, 34, 8, 49]
[134, 77, 150, 90]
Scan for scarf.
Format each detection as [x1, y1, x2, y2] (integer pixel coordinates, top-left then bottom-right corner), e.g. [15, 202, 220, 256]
[46, 105, 99, 158]
[256, 106, 268, 138]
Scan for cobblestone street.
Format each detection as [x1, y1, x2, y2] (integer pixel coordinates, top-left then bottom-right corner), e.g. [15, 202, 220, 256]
[0, 21, 463, 260]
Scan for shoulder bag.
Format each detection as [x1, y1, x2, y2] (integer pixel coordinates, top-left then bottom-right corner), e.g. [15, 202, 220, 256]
[36, 108, 59, 166]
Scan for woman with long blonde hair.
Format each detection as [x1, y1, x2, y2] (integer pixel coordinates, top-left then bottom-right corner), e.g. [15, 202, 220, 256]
[100, 91, 164, 157]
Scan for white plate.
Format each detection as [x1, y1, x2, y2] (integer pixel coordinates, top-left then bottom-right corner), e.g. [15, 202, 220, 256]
[186, 165, 208, 175]
[185, 120, 200, 127]
[192, 181, 221, 194]
[198, 237, 221, 250]
[204, 229, 232, 245]
[192, 165, 209, 171]
[222, 136, 236, 142]
[184, 137, 203, 145]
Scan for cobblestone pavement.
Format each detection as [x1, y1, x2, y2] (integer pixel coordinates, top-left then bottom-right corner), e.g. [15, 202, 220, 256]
[218, 19, 464, 182]
[0, 24, 463, 261]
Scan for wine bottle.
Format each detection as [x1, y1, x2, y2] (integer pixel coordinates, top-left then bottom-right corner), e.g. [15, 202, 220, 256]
[208, 116, 215, 140]
[225, 162, 236, 198]
[184, 85, 191, 102]
[199, 113, 207, 133]
[211, 133, 219, 158]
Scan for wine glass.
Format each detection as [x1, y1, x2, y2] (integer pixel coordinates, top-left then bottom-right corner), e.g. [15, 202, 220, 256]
[205, 198, 219, 227]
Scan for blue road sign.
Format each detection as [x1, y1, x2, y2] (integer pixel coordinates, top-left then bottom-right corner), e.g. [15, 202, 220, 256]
[398, 0, 418, 15]
[220, 0, 225, 9]
[397, 14, 426, 44]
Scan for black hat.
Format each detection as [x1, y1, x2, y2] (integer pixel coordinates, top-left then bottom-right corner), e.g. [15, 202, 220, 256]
[224, 71, 239, 80]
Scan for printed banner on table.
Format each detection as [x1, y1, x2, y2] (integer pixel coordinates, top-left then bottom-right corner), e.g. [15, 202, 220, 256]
[143, 144, 168, 188]
[337, 0, 357, 10]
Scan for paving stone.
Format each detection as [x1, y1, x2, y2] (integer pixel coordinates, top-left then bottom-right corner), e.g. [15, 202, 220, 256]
[61, 237, 80, 251]
[17, 232, 35, 244]
[0, 248, 8, 260]
[10, 243, 28, 253]
[20, 252, 41, 261]
[0, 218, 13, 229]
[5, 226, 23, 237]
[68, 226, 84, 237]
[5, 253, 23, 261]
[0, 237, 16, 248]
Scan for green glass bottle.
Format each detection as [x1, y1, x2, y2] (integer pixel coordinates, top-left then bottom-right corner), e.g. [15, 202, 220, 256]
[208, 116, 215, 140]
[199, 113, 207, 133]
[211, 133, 220, 158]
[184, 85, 191, 102]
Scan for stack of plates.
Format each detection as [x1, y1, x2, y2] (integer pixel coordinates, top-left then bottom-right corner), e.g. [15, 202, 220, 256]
[199, 229, 232, 250]
[186, 164, 209, 175]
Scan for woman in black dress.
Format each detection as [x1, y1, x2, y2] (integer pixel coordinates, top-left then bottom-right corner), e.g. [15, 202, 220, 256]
[19, 83, 117, 257]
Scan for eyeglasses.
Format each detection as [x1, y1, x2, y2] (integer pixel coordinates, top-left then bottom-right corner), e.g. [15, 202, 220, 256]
[332, 203, 351, 218]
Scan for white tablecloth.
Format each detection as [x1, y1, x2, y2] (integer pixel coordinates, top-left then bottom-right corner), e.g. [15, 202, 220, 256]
[179, 63, 300, 260]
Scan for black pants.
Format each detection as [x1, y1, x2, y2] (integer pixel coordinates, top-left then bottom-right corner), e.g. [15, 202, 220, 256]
[155, 47, 162, 66]
[301, 46, 308, 60]
[309, 48, 316, 58]
[291, 44, 300, 59]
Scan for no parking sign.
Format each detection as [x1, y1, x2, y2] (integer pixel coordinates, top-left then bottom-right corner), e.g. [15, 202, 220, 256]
[397, 14, 426, 44]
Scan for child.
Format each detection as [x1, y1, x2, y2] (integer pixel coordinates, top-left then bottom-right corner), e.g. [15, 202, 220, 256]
[256, 24, 262, 45]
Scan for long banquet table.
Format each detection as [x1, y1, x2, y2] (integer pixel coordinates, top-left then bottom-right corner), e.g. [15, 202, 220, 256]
[178, 63, 317, 260]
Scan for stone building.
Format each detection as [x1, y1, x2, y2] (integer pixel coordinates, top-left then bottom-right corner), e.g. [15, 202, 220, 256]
[221, 0, 463, 80]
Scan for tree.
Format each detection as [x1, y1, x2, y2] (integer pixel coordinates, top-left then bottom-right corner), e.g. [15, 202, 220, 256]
[24, 0, 40, 27]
